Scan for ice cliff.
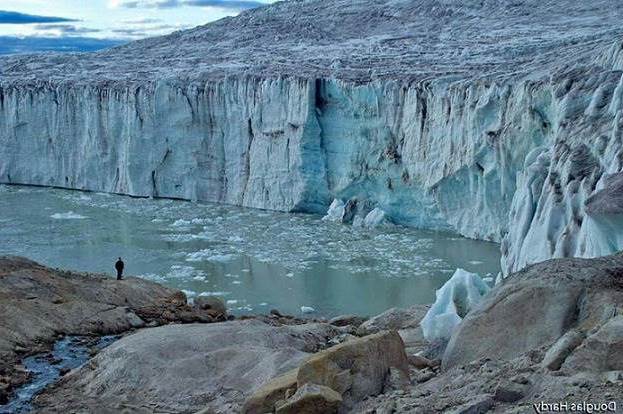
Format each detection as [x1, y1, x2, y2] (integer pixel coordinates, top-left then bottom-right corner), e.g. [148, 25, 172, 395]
[1, 0, 623, 273]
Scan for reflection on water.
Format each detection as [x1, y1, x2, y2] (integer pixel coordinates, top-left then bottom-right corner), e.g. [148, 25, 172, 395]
[0, 185, 501, 317]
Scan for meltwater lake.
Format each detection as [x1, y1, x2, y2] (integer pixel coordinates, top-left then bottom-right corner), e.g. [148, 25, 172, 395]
[0, 185, 501, 317]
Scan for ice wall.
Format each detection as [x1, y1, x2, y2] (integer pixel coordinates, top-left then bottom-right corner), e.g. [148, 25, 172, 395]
[1, 40, 623, 273]
[0, 77, 549, 240]
[501, 65, 623, 274]
[0, 78, 329, 213]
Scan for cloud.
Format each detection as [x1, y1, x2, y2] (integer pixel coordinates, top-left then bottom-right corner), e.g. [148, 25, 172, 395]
[0, 10, 77, 24]
[34, 24, 102, 36]
[0, 36, 124, 55]
[118, 0, 265, 10]
[122, 18, 163, 24]
[185, 0, 265, 8]
[111, 28, 148, 37]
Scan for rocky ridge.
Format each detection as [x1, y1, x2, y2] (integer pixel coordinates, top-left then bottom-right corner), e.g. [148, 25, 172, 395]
[0, 256, 223, 405]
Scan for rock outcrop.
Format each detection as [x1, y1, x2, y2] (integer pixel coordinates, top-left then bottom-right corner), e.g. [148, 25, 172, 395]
[1, 0, 623, 272]
[354, 253, 623, 413]
[275, 383, 342, 414]
[0, 256, 213, 400]
[244, 330, 410, 413]
[36, 320, 341, 413]
[443, 253, 623, 370]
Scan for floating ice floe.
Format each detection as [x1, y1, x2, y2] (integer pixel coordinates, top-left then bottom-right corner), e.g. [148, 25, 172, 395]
[162, 233, 196, 242]
[207, 254, 237, 263]
[140, 273, 166, 283]
[171, 219, 191, 228]
[300, 306, 316, 314]
[50, 211, 87, 220]
[420, 268, 490, 342]
[198, 291, 231, 297]
[167, 265, 206, 279]
[323, 199, 390, 228]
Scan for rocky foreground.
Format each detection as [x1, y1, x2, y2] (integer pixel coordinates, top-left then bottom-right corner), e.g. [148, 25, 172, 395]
[0, 256, 222, 406]
[1, 255, 622, 413]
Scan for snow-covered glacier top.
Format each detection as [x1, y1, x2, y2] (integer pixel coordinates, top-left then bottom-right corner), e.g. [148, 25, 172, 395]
[2, 0, 623, 84]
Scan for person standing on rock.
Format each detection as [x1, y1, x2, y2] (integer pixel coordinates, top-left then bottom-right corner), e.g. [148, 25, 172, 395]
[115, 257, 125, 280]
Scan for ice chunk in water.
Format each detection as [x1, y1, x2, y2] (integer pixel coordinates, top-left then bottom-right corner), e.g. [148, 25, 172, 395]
[322, 199, 345, 222]
[420, 268, 490, 341]
[300, 306, 316, 314]
[50, 211, 87, 220]
[363, 208, 389, 228]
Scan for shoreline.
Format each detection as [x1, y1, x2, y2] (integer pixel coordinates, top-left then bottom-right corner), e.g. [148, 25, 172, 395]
[2, 254, 622, 413]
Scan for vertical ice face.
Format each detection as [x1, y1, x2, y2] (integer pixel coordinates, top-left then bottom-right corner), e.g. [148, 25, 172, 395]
[0, 78, 330, 213]
[0, 77, 548, 240]
[502, 68, 623, 274]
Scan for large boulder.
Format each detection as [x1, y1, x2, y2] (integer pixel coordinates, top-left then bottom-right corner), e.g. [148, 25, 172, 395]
[35, 320, 341, 413]
[357, 305, 428, 336]
[243, 330, 409, 413]
[242, 369, 298, 414]
[357, 305, 430, 355]
[562, 315, 623, 372]
[275, 383, 342, 414]
[194, 295, 227, 317]
[443, 254, 623, 370]
[297, 330, 409, 410]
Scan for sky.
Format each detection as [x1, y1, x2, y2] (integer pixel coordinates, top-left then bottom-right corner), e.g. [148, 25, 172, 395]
[0, 0, 275, 54]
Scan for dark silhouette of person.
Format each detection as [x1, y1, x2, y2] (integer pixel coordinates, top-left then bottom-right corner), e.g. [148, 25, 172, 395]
[115, 257, 125, 280]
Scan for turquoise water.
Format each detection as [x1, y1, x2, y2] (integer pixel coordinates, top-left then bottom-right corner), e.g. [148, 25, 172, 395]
[0, 185, 501, 317]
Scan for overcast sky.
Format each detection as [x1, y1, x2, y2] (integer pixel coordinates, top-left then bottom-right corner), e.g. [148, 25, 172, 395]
[0, 0, 275, 54]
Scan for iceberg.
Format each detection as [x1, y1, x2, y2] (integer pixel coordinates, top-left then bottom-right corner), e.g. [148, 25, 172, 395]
[300, 306, 316, 314]
[362, 208, 390, 228]
[322, 199, 346, 222]
[420, 269, 490, 342]
[50, 211, 87, 220]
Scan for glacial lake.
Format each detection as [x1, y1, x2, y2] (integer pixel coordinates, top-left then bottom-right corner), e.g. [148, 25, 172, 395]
[0, 185, 501, 317]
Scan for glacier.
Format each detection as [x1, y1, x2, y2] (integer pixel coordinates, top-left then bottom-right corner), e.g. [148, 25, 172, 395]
[1, 0, 623, 274]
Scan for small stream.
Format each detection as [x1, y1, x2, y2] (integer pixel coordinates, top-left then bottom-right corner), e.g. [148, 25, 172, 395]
[0, 336, 117, 414]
